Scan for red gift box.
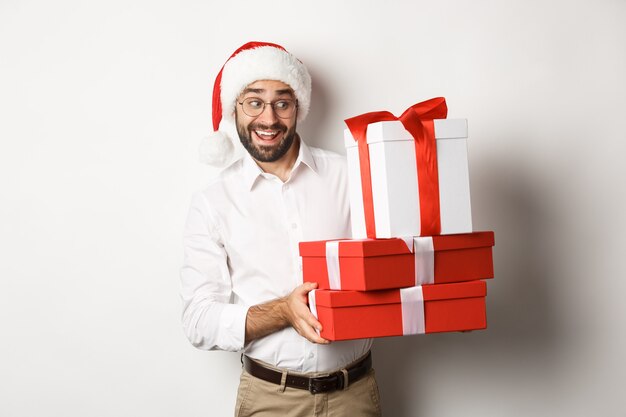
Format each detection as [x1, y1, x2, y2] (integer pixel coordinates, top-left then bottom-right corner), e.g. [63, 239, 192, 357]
[309, 280, 487, 341]
[299, 231, 494, 291]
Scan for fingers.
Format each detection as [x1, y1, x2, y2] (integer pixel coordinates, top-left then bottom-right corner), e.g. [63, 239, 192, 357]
[305, 330, 330, 345]
[293, 300, 330, 344]
[287, 282, 330, 344]
[295, 316, 330, 344]
[293, 282, 318, 299]
[300, 307, 329, 344]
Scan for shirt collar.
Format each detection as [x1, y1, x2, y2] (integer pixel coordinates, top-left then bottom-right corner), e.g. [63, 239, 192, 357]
[240, 138, 319, 191]
[297, 139, 318, 174]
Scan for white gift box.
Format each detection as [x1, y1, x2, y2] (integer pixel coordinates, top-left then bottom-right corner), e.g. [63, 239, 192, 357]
[344, 118, 473, 238]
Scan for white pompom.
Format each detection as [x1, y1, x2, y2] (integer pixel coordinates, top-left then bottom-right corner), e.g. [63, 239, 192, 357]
[199, 131, 235, 167]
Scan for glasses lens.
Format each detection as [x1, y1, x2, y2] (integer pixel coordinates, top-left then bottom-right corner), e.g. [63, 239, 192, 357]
[272, 100, 295, 118]
[242, 98, 264, 117]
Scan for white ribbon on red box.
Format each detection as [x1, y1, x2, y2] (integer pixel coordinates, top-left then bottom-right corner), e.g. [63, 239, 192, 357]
[400, 286, 426, 335]
[325, 240, 345, 290]
[307, 287, 426, 336]
[403, 236, 435, 286]
[325, 239, 363, 290]
[308, 290, 321, 336]
[324, 237, 434, 289]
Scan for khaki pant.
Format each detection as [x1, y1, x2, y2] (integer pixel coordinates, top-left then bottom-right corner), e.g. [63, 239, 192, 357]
[234, 368, 382, 417]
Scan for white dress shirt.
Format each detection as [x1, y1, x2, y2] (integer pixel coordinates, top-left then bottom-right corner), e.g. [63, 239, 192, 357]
[180, 140, 372, 373]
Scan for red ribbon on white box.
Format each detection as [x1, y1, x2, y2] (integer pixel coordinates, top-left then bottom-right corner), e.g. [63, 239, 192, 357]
[324, 237, 434, 290]
[345, 98, 448, 238]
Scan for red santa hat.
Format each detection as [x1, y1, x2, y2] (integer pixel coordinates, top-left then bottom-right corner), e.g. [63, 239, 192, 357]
[200, 41, 312, 166]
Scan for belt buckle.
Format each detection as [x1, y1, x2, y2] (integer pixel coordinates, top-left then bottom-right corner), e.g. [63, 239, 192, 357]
[308, 372, 342, 394]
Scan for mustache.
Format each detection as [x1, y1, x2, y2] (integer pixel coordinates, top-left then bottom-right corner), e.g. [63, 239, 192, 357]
[248, 122, 288, 133]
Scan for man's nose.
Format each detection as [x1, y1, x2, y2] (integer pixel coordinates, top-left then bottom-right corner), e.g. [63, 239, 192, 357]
[256, 103, 279, 124]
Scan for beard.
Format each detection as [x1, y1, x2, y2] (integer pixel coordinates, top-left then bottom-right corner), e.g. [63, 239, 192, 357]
[236, 118, 297, 163]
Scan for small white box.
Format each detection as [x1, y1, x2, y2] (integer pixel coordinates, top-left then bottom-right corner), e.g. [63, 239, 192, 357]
[344, 119, 472, 238]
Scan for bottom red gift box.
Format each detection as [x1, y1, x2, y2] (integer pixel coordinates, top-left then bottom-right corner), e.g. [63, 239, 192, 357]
[308, 280, 487, 341]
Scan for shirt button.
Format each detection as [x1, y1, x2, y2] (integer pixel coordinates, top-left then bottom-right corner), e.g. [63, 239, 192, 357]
[308, 352, 314, 359]
[291, 223, 298, 229]
[284, 185, 290, 191]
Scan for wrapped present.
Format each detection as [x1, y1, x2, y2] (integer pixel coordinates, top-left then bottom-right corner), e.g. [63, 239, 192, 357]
[345, 98, 472, 239]
[299, 231, 495, 291]
[309, 281, 487, 341]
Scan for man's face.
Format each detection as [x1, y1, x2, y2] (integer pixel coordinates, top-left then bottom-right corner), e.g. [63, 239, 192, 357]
[235, 80, 298, 163]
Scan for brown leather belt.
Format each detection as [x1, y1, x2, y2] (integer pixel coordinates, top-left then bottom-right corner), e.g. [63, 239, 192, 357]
[242, 351, 372, 394]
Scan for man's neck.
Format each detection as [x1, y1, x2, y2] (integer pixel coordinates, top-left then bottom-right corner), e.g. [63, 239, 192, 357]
[254, 135, 301, 182]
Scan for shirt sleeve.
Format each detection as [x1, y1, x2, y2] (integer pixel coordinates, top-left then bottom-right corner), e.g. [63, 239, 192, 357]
[180, 192, 248, 351]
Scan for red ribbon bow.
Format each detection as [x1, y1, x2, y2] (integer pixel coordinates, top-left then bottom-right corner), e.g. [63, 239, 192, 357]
[345, 97, 448, 238]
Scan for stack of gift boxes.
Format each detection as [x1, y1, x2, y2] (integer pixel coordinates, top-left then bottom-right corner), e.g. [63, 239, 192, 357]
[298, 98, 495, 341]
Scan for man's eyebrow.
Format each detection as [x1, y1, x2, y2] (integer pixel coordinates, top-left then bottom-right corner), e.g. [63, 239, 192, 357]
[241, 88, 295, 96]
[242, 88, 264, 95]
[276, 89, 294, 96]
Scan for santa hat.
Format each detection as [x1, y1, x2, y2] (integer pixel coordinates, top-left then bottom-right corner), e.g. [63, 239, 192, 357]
[200, 41, 312, 166]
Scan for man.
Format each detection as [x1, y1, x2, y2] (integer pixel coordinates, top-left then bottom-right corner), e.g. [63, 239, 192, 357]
[180, 42, 381, 417]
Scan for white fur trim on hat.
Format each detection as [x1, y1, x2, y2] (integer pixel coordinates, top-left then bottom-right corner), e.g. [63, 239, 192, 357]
[220, 45, 312, 123]
[199, 130, 235, 167]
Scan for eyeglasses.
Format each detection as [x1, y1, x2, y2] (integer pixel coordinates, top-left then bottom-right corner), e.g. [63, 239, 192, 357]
[237, 97, 298, 119]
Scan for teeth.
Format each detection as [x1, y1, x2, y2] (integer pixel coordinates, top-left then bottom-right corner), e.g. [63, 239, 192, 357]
[256, 130, 278, 137]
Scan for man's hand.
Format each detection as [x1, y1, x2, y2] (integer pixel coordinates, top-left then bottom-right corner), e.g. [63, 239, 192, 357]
[283, 282, 329, 344]
[244, 282, 330, 345]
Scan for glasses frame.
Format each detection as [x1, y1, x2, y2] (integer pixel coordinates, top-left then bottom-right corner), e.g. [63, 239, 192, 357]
[237, 97, 298, 119]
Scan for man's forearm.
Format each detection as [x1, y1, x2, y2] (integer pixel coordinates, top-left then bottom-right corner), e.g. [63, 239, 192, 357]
[244, 297, 289, 344]
[244, 282, 329, 345]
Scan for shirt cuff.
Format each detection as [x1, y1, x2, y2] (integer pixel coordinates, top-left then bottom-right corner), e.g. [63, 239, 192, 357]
[219, 303, 249, 351]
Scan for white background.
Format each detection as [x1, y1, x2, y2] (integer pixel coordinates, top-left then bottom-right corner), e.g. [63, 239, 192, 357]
[1, 0, 625, 416]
